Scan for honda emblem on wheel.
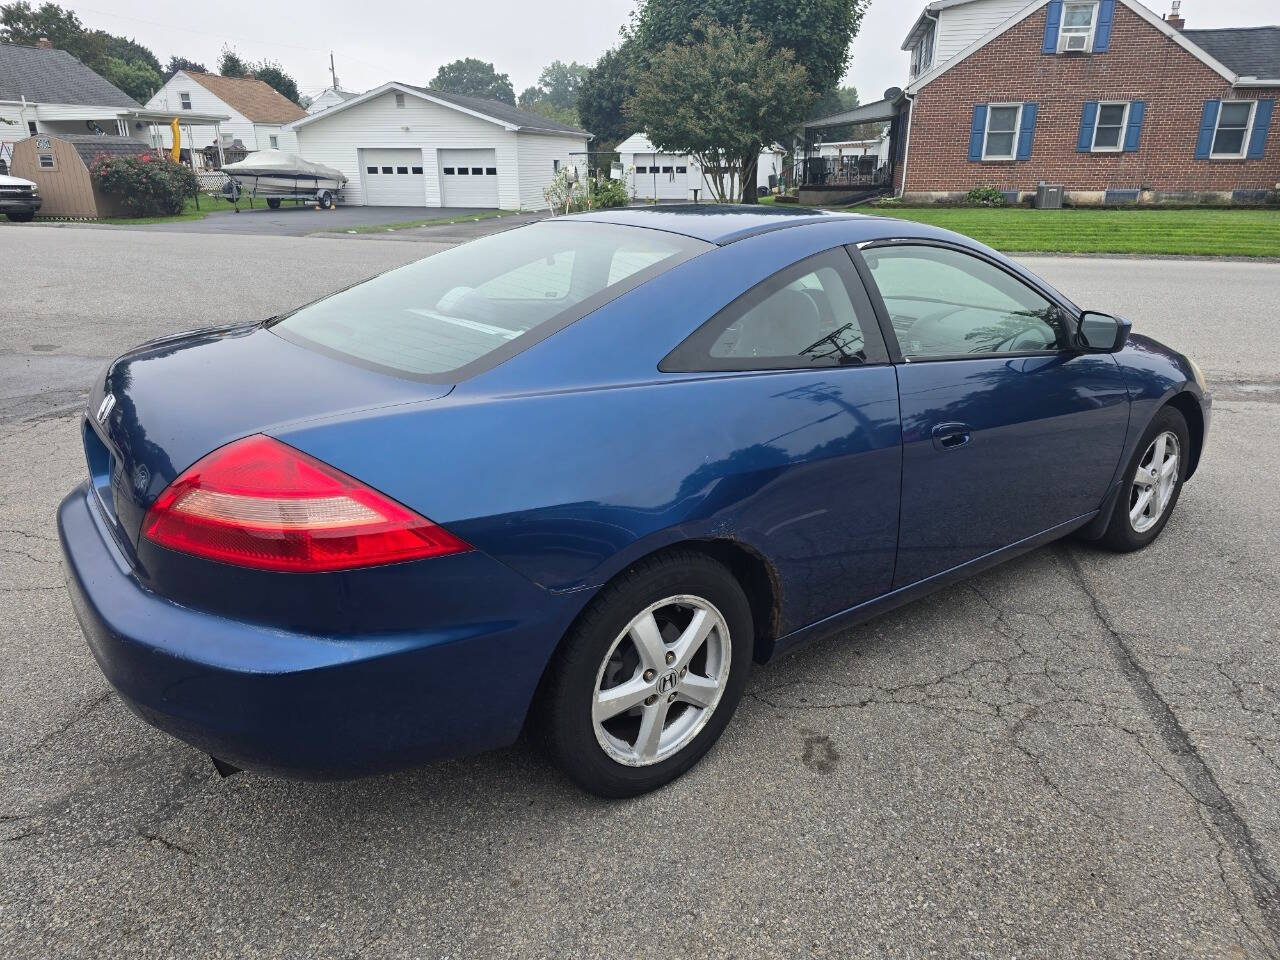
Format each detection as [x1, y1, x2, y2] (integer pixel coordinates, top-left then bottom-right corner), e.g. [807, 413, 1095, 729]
[656, 671, 678, 694]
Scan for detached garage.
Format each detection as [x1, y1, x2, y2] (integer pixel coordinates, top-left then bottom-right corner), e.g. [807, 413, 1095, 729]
[289, 82, 590, 209]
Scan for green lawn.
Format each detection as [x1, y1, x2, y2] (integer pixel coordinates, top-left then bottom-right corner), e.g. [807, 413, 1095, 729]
[333, 209, 519, 234]
[97, 194, 241, 225]
[858, 207, 1280, 257]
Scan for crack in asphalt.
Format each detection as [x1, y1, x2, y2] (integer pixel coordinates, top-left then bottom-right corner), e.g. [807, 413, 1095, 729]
[1059, 545, 1280, 955]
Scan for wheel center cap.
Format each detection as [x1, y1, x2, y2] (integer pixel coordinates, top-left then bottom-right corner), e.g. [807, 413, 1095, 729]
[655, 671, 679, 695]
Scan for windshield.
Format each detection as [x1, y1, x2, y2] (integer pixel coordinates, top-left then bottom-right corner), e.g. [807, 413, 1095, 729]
[271, 221, 709, 379]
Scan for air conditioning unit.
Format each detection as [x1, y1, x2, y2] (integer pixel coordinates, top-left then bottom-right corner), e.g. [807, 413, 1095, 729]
[1035, 182, 1064, 209]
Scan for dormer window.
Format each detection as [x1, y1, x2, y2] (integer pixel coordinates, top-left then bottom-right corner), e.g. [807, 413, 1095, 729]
[1059, 2, 1098, 52]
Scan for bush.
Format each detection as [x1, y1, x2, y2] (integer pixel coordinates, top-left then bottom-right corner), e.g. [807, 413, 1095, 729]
[90, 152, 198, 216]
[964, 186, 1006, 207]
[589, 177, 630, 209]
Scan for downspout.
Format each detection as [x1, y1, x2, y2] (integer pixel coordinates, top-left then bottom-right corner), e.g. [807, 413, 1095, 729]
[898, 91, 916, 198]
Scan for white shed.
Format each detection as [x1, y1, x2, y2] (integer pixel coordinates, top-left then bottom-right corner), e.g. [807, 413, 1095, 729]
[287, 82, 591, 209]
[616, 133, 787, 201]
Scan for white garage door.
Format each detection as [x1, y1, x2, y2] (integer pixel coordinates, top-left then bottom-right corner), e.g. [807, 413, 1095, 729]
[439, 149, 500, 208]
[360, 148, 425, 206]
[633, 155, 689, 200]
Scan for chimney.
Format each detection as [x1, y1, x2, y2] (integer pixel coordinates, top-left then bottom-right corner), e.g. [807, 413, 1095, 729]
[1165, 1, 1185, 30]
[35, 36, 53, 49]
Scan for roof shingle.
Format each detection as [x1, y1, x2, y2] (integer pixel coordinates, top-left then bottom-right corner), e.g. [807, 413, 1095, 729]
[400, 84, 589, 135]
[1183, 27, 1280, 79]
[184, 71, 307, 124]
[0, 42, 140, 108]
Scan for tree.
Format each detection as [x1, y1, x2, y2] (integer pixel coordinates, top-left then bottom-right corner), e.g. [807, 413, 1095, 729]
[0, 2, 102, 66]
[218, 46, 249, 78]
[429, 58, 515, 105]
[577, 43, 637, 148]
[535, 60, 588, 111]
[100, 55, 161, 102]
[627, 20, 813, 203]
[809, 85, 858, 121]
[165, 55, 207, 78]
[93, 30, 160, 75]
[628, 0, 867, 98]
[252, 59, 301, 104]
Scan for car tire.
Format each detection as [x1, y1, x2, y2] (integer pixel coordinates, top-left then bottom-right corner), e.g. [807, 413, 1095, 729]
[266, 198, 281, 209]
[6, 210, 35, 222]
[539, 551, 754, 798]
[1099, 406, 1190, 552]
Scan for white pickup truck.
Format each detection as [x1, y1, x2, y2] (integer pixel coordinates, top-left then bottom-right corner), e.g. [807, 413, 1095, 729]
[0, 173, 42, 222]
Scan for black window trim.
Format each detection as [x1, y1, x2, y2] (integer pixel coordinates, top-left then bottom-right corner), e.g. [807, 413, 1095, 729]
[659, 246, 891, 373]
[850, 238, 1083, 364]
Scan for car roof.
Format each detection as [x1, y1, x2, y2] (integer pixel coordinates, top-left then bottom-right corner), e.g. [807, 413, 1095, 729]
[562, 204, 902, 246]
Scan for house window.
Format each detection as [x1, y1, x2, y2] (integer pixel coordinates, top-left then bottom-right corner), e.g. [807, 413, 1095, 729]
[366, 166, 378, 174]
[983, 104, 1023, 160]
[381, 166, 393, 174]
[1059, 2, 1098, 52]
[397, 166, 408, 174]
[179, 91, 192, 110]
[661, 166, 673, 173]
[38, 153, 55, 169]
[269, 134, 279, 149]
[394, 92, 405, 108]
[457, 167, 469, 175]
[412, 166, 424, 174]
[443, 167, 455, 174]
[553, 159, 560, 173]
[1092, 102, 1129, 151]
[27, 120, 38, 135]
[485, 167, 496, 175]
[676, 165, 687, 173]
[635, 166, 648, 173]
[1212, 101, 1255, 158]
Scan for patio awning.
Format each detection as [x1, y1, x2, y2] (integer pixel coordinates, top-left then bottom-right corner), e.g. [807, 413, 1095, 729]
[803, 96, 901, 132]
[122, 109, 231, 124]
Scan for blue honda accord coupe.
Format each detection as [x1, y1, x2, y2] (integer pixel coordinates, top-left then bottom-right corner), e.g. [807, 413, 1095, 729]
[58, 205, 1210, 796]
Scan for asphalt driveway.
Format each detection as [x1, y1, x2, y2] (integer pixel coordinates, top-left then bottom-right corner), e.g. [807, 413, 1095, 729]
[2, 226, 1279, 958]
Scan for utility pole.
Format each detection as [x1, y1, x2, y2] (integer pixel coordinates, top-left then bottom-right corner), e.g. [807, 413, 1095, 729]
[329, 52, 339, 91]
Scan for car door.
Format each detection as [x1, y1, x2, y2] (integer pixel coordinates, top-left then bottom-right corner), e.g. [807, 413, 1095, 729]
[852, 240, 1130, 588]
[659, 247, 902, 630]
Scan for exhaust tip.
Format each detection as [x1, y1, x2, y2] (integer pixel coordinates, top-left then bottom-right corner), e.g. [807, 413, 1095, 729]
[210, 755, 242, 778]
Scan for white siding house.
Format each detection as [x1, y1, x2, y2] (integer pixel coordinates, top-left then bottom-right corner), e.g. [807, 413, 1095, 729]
[305, 87, 358, 114]
[288, 83, 590, 209]
[146, 71, 305, 153]
[616, 133, 787, 201]
[904, 0, 1029, 78]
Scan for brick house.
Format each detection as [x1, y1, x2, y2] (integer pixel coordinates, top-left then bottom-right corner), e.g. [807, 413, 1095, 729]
[892, 0, 1279, 203]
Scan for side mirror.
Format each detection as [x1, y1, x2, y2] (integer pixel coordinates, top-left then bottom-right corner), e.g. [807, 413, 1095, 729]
[1077, 311, 1131, 353]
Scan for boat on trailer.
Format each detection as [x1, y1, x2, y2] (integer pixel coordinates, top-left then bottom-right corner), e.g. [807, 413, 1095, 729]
[222, 150, 347, 209]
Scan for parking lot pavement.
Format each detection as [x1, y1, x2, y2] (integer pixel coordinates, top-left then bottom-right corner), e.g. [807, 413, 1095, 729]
[2, 226, 1279, 958]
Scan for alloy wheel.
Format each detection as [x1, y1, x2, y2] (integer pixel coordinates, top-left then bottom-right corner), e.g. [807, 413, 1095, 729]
[1130, 430, 1180, 533]
[592, 595, 731, 767]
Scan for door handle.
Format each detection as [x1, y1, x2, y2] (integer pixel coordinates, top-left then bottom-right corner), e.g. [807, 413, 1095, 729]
[931, 422, 973, 451]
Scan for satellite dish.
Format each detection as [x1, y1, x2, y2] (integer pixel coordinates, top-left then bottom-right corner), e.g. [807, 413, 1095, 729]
[884, 87, 903, 102]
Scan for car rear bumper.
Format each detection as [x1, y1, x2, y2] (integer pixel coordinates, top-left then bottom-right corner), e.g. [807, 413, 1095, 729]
[58, 483, 573, 778]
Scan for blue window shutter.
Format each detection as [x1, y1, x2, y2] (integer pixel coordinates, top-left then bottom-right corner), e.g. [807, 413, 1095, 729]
[1094, 0, 1116, 51]
[1247, 99, 1274, 159]
[1078, 101, 1099, 152]
[1017, 103, 1038, 160]
[1043, 0, 1063, 53]
[969, 104, 988, 161]
[1196, 100, 1220, 159]
[1124, 101, 1146, 152]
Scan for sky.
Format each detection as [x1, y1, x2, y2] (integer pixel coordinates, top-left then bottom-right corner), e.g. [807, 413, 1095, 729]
[63, 0, 1280, 104]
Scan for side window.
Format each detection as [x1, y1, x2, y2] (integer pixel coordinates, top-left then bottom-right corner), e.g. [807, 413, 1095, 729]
[661, 250, 887, 372]
[862, 244, 1067, 358]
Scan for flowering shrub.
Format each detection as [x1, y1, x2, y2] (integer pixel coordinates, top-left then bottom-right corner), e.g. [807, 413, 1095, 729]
[589, 177, 630, 209]
[964, 186, 1007, 207]
[543, 167, 589, 215]
[90, 152, 199, 216]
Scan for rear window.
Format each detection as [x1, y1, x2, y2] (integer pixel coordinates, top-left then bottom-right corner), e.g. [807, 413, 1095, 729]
[271, 222, 708, 380]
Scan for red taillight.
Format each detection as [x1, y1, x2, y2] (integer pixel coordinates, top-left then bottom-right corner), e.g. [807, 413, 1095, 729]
[142, 435, 470, 572]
